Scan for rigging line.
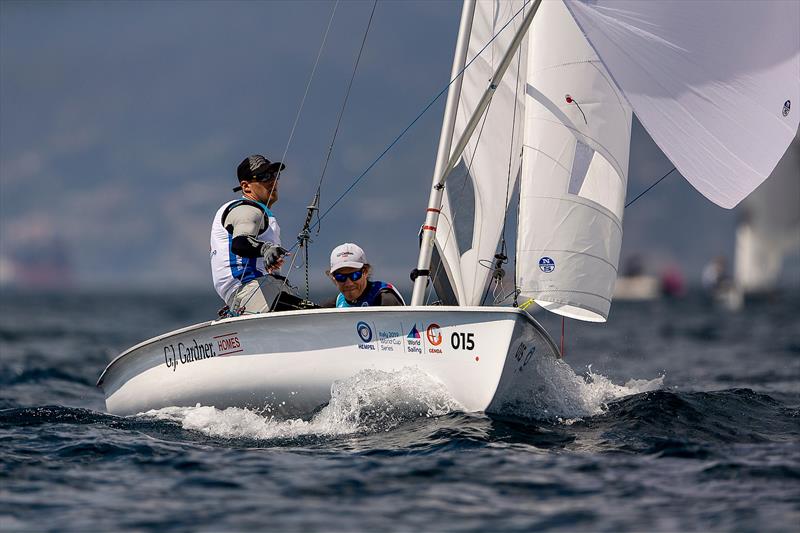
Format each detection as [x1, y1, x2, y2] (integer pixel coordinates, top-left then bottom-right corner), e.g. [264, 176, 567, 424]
[272, 0, 378, 303]
[294, 0, 535, 245]
[625, 166, 677, 208]
[425, 98, 494, 305]
[313, 0, 378, 213]
[277, 0, 339, 179]
[238, 3, 338, 313]
[481, 37, 524, 307]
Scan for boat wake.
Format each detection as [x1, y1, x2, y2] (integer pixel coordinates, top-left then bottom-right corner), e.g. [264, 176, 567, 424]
[524, 356, 663, 422]
[141, 360, 663, 439]
[142, 367, 463, 440]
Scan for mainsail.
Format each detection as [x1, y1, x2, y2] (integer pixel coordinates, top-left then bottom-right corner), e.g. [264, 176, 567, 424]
[516, 0, 631, 322]
[424, 0, 799, 321]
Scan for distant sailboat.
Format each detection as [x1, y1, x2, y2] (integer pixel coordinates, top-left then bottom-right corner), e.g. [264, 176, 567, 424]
[735, 133, 800, 295]
[99, 0, 799, 417]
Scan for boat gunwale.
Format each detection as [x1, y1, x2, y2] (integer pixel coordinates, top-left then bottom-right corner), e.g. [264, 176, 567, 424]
[96, 306, 558, 387]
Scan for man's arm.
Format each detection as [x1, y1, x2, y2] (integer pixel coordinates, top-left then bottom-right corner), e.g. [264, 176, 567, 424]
[376, 290, 404, 306]
[224, 205, 285, 266]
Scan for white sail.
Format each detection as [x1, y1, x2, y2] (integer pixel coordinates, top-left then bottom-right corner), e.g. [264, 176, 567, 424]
[434, 0, 528, 305]
[735, 133, 800, 292]
[516, 0, 632, 322]
[563, 0, 800, 209]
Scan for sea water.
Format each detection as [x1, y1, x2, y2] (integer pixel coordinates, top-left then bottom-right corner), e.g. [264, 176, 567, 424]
[1, 290, 798, 531]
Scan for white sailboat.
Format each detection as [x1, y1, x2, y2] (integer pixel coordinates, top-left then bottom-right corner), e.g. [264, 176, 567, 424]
[98, 0, 799, 417]
[734, 132, 800, 295]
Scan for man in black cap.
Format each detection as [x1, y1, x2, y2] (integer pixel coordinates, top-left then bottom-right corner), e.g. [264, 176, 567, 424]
[209, 154, 289, 314]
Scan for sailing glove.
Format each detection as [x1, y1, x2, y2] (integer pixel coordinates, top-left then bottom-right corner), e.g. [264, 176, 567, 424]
[261, 243, 288, 269]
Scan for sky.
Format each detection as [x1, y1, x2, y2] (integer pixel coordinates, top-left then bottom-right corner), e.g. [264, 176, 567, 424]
[1, 0, 797, 297]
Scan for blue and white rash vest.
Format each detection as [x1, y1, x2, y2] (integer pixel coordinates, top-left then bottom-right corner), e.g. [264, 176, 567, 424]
[210, 198, 281, 305]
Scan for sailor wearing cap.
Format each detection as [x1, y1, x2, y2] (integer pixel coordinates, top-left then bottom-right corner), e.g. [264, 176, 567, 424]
[210, 154, 290, 314]
[324, 243, 405, 308]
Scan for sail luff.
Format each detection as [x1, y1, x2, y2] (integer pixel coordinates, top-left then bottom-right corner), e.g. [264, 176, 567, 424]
[420, 0, 476, 305]
[411, 0, 542, 306]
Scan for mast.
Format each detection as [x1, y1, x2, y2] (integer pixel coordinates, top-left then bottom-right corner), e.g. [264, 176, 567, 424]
[411, 0, 542, 306]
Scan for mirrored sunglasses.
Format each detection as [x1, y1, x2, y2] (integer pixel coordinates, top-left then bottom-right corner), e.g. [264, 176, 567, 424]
[333, 270, 363, 283]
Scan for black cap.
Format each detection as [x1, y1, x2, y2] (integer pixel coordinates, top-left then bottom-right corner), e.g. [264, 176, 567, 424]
[234, 155, 286, 192]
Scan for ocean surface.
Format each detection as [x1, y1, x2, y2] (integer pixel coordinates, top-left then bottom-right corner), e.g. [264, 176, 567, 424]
[1, 289, 798, 531]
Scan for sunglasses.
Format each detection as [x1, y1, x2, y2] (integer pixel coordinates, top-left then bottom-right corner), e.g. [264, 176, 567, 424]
[333, 270, 364, 283]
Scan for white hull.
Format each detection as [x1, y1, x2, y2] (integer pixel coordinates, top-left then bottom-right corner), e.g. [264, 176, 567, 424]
[97, 307, 559, 417]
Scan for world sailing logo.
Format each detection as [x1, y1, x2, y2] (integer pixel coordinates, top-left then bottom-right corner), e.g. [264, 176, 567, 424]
[783, 100, 791, 117]
[539, 256, 555, 273]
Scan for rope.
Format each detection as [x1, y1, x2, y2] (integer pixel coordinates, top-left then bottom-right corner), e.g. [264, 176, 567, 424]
[480, 35, 524, 306]
[426, 101, 493, 305]
[314, 0, 378, 210]
[238, 3, 339, 312]
[625, 166, 677, 208]
[293, 0, 378, 300]
[272, 0, 339, 194]
[302, 0, 536, 239]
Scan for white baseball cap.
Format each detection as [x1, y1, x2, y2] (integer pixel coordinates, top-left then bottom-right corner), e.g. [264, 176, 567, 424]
[330, 243, 367, 273]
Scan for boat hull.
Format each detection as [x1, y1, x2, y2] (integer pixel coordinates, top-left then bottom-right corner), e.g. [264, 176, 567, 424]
[97, 307, 559, 417]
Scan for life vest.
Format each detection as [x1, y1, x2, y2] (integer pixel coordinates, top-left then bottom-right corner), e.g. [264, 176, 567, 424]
[336, 281, 405, 307]
[210, 198, 281, 305]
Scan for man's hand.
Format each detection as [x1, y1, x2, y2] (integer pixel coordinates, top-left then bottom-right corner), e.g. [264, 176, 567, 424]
[262, 244, 288, 271]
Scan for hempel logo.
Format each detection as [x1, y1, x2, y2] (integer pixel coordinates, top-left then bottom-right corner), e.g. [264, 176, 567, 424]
[356, 321, 373, 343]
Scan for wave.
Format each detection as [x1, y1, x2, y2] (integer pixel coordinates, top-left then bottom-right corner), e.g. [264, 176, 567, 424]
[139, 360, 663, 440]
[141, 367, 463, 440]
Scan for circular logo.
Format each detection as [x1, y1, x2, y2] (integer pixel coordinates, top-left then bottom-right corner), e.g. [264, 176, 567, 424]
[783, 100, 791, 117]
[356, 321, 372, 343]
[426, 323, 442, 346]
[539, 256, 555, 273]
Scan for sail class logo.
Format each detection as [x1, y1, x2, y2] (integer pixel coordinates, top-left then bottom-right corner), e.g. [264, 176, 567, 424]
[783, 100, 791, 117]
[539, 256, 555, 273]
[426, 323, 442, 346]
[356, 321, 373, 343]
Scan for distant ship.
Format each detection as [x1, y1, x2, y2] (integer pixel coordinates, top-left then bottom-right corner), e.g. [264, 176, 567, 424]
[0, 236, 74, 289]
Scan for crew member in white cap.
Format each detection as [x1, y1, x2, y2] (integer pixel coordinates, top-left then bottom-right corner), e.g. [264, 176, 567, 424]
[324, 243, 404, 307]
[210, 154, 290, 315]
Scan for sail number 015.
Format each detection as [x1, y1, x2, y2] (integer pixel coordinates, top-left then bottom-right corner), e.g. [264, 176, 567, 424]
[451, 332, 474, 350]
